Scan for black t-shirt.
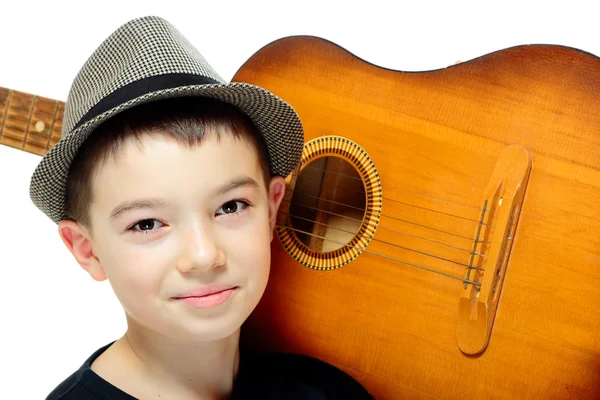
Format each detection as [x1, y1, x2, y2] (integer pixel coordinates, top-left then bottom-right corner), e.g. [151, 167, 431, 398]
[46, 342, 374, 399]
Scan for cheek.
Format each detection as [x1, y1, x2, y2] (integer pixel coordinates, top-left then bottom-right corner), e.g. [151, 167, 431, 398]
[97, 240, 169, 306]
[226, 214, 272, 281]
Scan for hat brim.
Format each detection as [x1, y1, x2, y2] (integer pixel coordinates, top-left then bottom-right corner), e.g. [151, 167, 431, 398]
[29, 82, 304, 224]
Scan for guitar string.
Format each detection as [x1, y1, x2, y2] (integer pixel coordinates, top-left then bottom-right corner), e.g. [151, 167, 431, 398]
[292, 171, 490, 226]
[291, 189, 492, 229]
[281, 198, 490, 243]
[276, 225, 482, 287]
[278, 210, 485, 269]
[278, 209, 485, 256]
[296, 164, 490, 212]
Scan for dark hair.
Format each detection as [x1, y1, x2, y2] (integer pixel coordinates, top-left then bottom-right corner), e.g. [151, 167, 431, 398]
[64, 97, 272, 229]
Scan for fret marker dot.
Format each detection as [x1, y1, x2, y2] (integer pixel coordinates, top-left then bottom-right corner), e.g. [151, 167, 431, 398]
[35, 121, 45, 132]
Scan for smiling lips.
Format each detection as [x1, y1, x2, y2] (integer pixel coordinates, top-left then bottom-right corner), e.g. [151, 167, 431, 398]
[172, 285, 238, 309]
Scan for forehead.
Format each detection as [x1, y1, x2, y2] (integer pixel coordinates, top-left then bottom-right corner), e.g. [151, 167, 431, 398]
[90, 132, 264, 208]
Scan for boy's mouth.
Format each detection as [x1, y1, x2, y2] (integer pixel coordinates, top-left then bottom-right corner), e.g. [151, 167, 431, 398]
[172, 285, 238, 309]
[173, 284, 238, 298]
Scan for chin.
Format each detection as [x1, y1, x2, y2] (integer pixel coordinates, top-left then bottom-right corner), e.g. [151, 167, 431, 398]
[170, 303, 253, 342]
[176, 317, 245, 342]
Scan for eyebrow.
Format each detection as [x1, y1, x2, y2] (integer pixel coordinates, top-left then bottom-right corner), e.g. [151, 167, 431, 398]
[212, 175, 260, 197]
[109, 198, 173, 221]
[108, 176, 260, 221]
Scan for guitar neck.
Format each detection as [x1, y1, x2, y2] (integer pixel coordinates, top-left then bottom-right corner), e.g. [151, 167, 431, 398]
[0, 87, 64, 156]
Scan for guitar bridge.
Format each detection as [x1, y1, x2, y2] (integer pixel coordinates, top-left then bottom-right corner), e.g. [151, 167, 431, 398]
[456, 145, 532, 355]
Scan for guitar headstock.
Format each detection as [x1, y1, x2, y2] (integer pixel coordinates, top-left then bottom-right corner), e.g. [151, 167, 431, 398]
[0, 87, 64, 156]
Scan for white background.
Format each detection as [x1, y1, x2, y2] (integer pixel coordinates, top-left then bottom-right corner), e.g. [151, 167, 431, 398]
[1, 1, 597, 397]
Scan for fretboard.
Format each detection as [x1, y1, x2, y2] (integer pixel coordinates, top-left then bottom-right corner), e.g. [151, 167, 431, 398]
[0, 87, 64, 156]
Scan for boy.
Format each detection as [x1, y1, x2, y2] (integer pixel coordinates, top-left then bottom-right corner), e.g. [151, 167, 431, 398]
[30, 16, 373, 399]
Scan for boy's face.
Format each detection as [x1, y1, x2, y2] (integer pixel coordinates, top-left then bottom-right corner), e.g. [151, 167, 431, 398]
[60, 130, 285, 342]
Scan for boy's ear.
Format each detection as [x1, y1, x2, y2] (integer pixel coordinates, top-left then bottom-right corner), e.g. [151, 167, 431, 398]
[57, 220, 107, 282]
[267, 176, 286, 239]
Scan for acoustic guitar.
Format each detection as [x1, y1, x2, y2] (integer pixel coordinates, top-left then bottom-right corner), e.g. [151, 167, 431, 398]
[2, 37, 599, 399]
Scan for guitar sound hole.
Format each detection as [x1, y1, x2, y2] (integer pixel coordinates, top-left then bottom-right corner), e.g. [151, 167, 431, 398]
[289, 156, 366, 252]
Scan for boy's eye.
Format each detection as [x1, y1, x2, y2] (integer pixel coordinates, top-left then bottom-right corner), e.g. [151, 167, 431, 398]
[216, 200, 249, 216]
[131, 219, 163, 232]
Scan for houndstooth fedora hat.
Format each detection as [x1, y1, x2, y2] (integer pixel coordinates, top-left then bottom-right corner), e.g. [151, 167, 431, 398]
[29, 16, 304, 224]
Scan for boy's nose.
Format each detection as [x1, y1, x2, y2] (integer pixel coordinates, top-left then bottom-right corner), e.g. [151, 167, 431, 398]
[176, 223, 226, 273]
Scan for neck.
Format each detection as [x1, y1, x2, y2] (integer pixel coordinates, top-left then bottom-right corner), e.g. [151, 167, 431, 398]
[94, 316, 241, 400]
[0, 87, 64, 156]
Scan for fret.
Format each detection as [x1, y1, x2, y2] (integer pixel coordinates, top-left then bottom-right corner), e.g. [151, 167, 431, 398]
[0, 87, 65, 156]
[24, 97, 60, 155]
[0, 90, 34, 150]
[0, 88, 12, 141]
[48, 101, 64, 151]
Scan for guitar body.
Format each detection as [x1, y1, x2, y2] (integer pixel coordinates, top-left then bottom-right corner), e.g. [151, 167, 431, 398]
[232, 37, 600, 399]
